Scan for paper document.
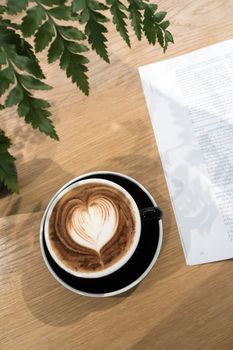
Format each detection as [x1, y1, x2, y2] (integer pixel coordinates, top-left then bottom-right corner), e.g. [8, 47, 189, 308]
[139, 40, 233, 265]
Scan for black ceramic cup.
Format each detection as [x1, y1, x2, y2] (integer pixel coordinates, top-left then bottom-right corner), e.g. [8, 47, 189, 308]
[40, 171, 163, 297]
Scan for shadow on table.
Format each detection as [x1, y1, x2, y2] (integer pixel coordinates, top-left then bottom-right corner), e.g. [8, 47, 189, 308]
[22, 280, 129, 327]
[21, 234, 136, 326]
[0, 98, 61, 212]
[1, 115, 47, 164]
[0, 158, 74, 218]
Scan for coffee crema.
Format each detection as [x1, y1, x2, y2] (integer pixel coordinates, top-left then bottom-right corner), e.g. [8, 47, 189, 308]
[48, 182, 136, 273]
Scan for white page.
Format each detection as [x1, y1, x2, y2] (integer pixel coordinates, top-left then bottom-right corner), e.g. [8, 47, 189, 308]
[139, 40, 233, 265]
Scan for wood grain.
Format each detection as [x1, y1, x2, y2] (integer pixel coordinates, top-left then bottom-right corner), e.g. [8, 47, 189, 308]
[1, 1, 233, 349]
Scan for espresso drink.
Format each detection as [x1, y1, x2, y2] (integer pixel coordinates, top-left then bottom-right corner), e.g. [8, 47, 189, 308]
[48, 180, 139, 275]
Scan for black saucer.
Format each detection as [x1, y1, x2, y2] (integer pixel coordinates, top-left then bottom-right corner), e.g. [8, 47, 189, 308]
[41, 172, 162, 296]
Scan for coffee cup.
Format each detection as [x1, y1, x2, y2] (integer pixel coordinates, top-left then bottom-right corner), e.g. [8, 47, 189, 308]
[44, 178, 143, 278]
[41, 171, 163, 296]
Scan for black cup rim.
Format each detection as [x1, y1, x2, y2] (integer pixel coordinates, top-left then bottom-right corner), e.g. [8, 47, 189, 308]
[40, 171, 163, 297]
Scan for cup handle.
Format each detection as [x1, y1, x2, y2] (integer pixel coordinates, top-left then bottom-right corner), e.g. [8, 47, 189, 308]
[140, 207, 163, 222]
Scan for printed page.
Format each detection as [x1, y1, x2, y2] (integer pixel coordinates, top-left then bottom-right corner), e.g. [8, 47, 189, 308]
[139, 40, 233, 265]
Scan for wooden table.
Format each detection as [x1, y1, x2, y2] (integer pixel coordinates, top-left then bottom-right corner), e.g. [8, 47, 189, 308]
[1, 1, 233, 349]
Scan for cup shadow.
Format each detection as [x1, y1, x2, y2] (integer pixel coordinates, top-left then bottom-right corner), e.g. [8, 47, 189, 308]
[22, 276, 125, 327]
[21, 233, 130, 327]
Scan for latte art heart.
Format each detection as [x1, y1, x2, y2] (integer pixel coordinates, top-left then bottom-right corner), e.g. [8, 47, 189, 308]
[68, 197, 118, 252]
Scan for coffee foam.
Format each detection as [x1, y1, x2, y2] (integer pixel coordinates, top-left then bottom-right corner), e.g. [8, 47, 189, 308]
[68, 196, 118, 251]
[46, 180, 140, 276]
